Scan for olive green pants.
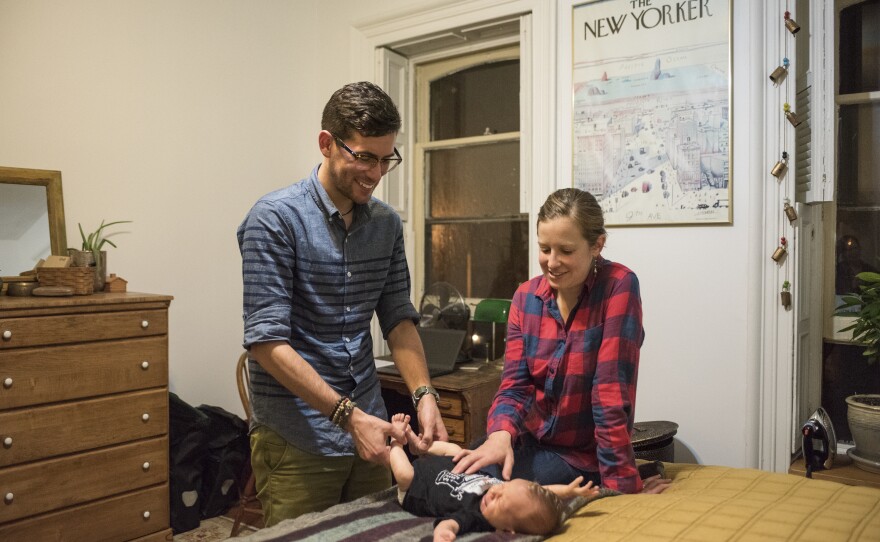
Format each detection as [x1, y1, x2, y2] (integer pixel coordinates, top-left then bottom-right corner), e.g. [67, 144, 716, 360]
[250, 425, 391, 527]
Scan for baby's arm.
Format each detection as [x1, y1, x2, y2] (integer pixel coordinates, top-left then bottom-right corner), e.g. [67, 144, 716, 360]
[425, 439, 463, 457]
[544, 476, 600, 500]
[433, 519, 460, 542]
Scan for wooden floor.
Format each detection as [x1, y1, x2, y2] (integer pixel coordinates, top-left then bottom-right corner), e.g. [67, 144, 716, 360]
[172, 504, 264, 541]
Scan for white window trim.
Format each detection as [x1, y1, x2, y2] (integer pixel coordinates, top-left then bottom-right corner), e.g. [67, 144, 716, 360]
[352, 0, 556, 278]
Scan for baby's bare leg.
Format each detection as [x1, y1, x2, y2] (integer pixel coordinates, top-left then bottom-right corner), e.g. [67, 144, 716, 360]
[389, 414, 415, 492]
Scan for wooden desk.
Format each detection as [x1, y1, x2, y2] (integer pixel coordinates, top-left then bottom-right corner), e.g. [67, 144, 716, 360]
[379, 363, 502, 447]
[789, 453, 880, 490]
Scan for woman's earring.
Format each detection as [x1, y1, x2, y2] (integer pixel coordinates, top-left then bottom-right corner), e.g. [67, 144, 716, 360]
[593, 258, 598, 276]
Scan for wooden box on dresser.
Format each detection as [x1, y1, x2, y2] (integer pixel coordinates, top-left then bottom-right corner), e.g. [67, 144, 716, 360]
[0, 292, 174, 542]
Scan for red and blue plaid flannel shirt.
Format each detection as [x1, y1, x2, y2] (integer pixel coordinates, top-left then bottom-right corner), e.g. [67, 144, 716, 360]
[487, 256, 645, 493]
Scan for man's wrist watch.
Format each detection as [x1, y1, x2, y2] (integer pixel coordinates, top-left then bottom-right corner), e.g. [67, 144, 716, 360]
[412, 385, 440, 408]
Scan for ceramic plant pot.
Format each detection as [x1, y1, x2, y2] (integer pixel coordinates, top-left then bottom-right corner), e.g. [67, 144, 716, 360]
[846, 393, 880, 473]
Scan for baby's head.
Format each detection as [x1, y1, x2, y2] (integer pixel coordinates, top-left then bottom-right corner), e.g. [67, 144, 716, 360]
[480, 479, 563, 534]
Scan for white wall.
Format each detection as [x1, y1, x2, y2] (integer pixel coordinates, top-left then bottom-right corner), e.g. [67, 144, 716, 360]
[554, 1, 765, 469]
[0, 0, 774, 470]
[0, 0, 418, 415]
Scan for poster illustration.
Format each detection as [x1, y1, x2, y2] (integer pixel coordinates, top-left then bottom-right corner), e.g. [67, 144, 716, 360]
[572, 0, 731, 226]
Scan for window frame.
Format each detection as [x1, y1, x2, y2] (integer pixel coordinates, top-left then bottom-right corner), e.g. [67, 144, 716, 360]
[413, 44, 524, 301]
[823, 0, 880, 344]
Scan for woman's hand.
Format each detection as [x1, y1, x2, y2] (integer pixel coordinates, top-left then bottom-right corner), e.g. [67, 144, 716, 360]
[640, 474, 673, 494]
[450, 431, 514, 479]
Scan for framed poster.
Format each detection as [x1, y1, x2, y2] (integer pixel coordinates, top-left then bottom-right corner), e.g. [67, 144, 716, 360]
[572, 0, 731, 226]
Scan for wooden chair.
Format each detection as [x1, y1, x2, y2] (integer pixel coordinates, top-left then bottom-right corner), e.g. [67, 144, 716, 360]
[230, 352, 263, 536]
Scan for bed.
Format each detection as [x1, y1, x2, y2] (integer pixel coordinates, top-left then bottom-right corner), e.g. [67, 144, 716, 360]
[236, 462, 880, 542]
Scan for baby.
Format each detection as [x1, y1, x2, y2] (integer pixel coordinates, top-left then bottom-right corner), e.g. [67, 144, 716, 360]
[388, 414, 600, 541]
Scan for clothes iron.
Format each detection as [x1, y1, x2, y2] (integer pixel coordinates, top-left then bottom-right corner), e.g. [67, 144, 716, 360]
[801, 407, 836, 477]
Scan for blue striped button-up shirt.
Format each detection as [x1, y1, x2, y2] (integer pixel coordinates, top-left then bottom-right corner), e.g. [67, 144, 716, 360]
[237, 166, 419, 455]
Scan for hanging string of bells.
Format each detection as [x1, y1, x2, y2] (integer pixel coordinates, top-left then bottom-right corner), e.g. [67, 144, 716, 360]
[774, 6, 801, 309]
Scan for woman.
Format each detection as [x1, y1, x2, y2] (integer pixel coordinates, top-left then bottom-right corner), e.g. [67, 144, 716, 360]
[452, 188, 666, 494]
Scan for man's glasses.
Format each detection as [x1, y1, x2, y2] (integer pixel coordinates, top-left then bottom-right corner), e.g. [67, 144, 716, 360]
[331, 133, 402, 173]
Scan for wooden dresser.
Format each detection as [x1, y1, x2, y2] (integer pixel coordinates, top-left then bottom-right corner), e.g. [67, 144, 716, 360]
[0, 292, 174, 541]
[379, 363, 502, 447]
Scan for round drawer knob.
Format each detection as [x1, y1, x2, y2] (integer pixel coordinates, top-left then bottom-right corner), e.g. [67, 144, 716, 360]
[142, 413, 150, 422]
[4, 493, 12, 504]
[143, 461, 151, 471]
[141, 361, 150, 370]
[141, 320, 149, 329]
[143, 510, 151, 519]
[3, 377, 12, 389]
[2, 330, 11, 341]
[3, 437, 11, 448]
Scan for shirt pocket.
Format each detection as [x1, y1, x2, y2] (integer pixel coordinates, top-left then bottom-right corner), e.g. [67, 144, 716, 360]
[575, 323, 604, 376]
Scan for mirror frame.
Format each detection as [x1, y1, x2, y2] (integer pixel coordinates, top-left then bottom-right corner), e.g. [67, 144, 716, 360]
[0, 166, 67, 283]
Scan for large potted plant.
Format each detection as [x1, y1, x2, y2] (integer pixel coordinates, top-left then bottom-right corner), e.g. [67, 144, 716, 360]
[835, 271, 880, 473]
[70, 219, 131, 291]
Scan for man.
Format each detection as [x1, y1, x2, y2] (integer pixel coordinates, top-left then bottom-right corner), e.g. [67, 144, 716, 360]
[238, 81, 447, 526]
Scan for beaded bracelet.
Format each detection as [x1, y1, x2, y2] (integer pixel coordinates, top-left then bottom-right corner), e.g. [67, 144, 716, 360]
[329, 396, 347, 424]
[329, 396, 357, 428]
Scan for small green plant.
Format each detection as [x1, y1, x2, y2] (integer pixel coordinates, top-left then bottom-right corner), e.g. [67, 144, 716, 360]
[78, 219, 132, 264]
[835, 271, 880, 364]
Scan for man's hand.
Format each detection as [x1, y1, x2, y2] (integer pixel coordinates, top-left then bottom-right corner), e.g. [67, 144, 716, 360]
[451, 430, 514, 479]
[348, 408, 406, 464]
[433, 519, 459, 542]
[410, 394, 449, 452]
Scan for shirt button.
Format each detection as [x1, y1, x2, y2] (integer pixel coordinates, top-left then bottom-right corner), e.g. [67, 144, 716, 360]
[346, 307, 351, 312]
[347, 271, 352, 277]
[344, 337, 350, 343]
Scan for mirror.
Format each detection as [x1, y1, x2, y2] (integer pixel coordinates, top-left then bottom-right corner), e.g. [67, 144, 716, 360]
[0, 166, 67, 283]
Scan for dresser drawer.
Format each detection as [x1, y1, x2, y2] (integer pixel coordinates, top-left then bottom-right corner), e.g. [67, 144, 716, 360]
[0, 309, 167, 349]
[0, 483, 169, 542]
[0, 337, 168, 409]
[444, 418, 467, 445]
[0, 437, 167, 523]
[434, 393, 463, 418]
[0, 389, 168, 467]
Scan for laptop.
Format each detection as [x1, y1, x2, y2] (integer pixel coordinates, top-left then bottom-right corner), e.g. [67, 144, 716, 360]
[376, 327, 466, 378]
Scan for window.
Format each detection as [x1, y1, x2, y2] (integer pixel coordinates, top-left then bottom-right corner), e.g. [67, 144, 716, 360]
[414, 45, 528, 300]
[834, 0, 880, 300]
[822, 0, 880, 443]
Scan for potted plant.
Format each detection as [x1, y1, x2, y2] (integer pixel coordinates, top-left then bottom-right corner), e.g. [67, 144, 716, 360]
[70, 219, 132, 291]
[835, 271, 880, 472]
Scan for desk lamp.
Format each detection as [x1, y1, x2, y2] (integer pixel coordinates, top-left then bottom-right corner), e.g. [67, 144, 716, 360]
[471, 298, 511, 362]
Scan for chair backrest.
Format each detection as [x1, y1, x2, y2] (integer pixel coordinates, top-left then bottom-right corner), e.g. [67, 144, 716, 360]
[236, 351, 253, 423]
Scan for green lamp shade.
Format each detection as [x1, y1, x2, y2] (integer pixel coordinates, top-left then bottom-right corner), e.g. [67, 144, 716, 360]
[473, 298, 511, 323]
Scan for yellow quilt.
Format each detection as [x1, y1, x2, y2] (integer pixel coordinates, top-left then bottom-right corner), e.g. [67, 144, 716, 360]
[550, 463, 880, 542]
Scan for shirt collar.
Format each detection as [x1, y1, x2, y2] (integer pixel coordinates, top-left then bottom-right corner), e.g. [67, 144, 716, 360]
[305, 165, 372, 221]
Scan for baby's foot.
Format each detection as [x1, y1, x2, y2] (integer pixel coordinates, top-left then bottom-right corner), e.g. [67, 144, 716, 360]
[391, 413, 411, 431]
[390, 413, 411, 448]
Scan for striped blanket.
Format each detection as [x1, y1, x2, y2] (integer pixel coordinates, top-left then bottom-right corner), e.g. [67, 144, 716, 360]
[236, 486, 607, 542]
